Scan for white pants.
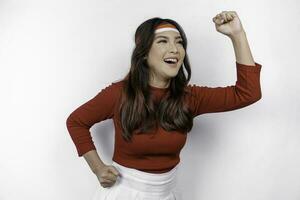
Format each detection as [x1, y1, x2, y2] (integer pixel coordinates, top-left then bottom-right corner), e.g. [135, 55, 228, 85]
[91, 161, 182, 200]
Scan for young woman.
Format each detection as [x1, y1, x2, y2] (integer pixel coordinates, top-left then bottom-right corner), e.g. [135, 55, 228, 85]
[66, 11, 262, 200]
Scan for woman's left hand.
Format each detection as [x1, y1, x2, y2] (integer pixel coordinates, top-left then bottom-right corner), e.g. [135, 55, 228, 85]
[212, 11, 245, 38]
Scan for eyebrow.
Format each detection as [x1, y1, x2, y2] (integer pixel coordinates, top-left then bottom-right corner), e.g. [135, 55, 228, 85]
[154, 35, 182, 40]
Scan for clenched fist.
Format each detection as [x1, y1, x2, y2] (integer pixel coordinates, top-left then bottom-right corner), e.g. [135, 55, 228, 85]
[212, 11, 245, 38]
[94, 164, 121, 188]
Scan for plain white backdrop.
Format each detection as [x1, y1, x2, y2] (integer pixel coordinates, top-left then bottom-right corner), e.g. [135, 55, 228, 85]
[1, 0, 299, 199]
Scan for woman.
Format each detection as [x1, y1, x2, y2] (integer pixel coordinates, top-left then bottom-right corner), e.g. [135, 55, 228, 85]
[66, 11, 262, 200]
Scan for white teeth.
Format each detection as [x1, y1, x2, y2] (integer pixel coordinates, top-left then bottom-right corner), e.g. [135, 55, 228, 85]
[164, 58, 178, 63]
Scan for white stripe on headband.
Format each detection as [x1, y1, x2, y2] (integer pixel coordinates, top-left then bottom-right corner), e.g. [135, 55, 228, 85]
[154, 27, 180, 34]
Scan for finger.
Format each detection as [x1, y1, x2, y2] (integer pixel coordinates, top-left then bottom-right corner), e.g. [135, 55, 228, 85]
[224, 11, 234, 21]
[105, 172, 118, 181]
[214, 14, 223, 24]
[213, 15, 219, 23]
[101, 183, 112, 188]
[221, 11, 227, 21]
[100, 171, 116, 180]
[109, 167, 120, 176]
[227, 12, 234, 20]
[213, 14, 218, 20]
[212, 16, 218, 23]
[229, 11, 237, 18]
[216, 13, 225, 23]
[217, 13, 222, 20]
[98, 175, 110, 182]
[224, 12, 231, 21]
[220, 12, 228, 22]
[100, 177, 112, 183]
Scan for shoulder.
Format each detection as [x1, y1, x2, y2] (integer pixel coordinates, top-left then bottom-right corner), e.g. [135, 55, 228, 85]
[98, 78, 125, 91]
[110, 79, 126, 96]
[184, 83, 200, 98]
[112, 79, 126, 88]
[94, 79, 125, 100]
[107, 79, 127, 101]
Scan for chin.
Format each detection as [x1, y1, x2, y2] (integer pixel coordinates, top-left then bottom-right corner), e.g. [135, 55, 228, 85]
[167, 71, 179, 77]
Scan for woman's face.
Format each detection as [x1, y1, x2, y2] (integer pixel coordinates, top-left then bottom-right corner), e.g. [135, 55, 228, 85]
[146, 30, 185, 88]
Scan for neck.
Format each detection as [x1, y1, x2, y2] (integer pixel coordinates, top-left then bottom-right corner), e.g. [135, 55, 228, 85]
[148, 80, 170, 89]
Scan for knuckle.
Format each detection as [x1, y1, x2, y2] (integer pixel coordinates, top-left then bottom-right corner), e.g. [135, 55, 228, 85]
[100, 179, 107, 184]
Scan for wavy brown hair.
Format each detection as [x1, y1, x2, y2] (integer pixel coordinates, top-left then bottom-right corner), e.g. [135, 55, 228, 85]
[118, 17, 194, 142]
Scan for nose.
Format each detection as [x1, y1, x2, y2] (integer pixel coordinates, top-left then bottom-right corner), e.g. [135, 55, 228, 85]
[168, 42, 179, 53]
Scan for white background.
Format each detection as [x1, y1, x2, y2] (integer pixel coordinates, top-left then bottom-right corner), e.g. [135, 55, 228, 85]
[1, 0, 299, 199]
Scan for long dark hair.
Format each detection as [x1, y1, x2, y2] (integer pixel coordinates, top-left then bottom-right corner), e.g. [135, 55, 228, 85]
[118, 17, 194, 142]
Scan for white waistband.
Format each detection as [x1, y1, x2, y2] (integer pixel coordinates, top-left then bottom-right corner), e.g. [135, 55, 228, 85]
[111, 161, 178, 195]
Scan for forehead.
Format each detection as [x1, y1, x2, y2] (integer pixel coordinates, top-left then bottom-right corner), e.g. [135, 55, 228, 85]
[154, 31, 182, 40]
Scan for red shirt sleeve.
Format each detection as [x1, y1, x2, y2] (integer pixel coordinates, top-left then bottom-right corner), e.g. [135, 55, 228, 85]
[66, 82, 119, 157]
[188, 62, 262, 117]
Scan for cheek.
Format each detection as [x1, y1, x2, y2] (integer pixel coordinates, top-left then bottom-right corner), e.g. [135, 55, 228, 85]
[181, 49, 186, 59]
[149, 47, 163, 59]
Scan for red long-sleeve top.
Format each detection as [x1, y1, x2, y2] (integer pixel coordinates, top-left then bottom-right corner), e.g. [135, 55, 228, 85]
[66, 62, 262, 173]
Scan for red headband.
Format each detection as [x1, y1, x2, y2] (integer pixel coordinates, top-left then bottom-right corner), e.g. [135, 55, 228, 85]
[154, 23, 180, 34]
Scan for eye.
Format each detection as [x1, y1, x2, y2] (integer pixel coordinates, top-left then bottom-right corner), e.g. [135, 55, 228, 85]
[158, 40, 167, 43]
[158, 40, 183, 45]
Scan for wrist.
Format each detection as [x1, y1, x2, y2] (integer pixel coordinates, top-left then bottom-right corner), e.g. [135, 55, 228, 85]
[230, 30, 246, 41]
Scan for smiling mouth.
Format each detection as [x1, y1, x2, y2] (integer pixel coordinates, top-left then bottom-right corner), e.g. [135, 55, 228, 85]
[163, 60, 178, 67]
[164, 62, 177, 67]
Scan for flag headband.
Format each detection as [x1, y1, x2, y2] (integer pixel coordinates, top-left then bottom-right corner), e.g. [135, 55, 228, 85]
[154, 23, 180, 34]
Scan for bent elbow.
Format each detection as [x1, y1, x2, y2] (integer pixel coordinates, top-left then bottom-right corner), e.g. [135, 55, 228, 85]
[254, 89, 262, 101]
[257, 93, 262, 101]
[66, 114, 76, 128]
[249, 87, 262, 103]
[248, 93, 262, 104]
